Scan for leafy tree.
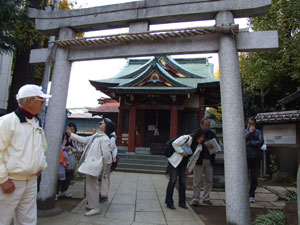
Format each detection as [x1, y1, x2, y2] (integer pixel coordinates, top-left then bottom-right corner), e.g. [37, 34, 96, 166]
[5, 0, 79, 113]
[0, 0, 28, 54]
[240, 0, 300, 117]
[6, 0, 47, 113]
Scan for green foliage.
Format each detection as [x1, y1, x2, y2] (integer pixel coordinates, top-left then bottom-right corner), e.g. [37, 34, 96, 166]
[0, 0, 47, 54]
[269, 153, 278, 174]
[252, 210, 286, 225]
[240, 0, 300, 116]
[206, 106, 222, 123]
[279, 190, 297, 201]
[0, 0, 27, 53]
[272, 171, 290, 183]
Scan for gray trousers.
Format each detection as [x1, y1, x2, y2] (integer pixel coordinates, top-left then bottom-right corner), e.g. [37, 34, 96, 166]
[192, 160, 213, 201]
[86, 175, 100, 209]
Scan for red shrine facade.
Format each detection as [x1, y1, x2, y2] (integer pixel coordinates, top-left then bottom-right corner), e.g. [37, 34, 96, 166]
[90, 56, 220, 153]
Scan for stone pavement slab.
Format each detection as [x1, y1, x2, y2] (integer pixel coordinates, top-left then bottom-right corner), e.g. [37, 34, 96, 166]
[37, 172, 205, 225]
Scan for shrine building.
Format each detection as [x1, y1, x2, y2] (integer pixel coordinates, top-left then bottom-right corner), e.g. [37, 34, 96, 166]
[90, 56, 220, 154]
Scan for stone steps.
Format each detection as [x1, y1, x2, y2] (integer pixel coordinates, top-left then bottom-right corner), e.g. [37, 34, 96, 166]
[116, 152, 168, 174]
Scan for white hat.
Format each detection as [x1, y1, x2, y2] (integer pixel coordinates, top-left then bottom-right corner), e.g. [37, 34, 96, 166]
[16, 84, 52, 100]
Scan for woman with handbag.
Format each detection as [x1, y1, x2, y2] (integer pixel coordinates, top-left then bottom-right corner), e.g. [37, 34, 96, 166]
[65, 119, 111, 216]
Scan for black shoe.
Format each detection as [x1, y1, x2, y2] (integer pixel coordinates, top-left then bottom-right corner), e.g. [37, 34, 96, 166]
[99, 197, 108, 202]
[179, 204, 188, 209]
[167, 204, 176, 210]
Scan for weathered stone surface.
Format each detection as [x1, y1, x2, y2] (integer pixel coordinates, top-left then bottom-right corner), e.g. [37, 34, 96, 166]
[30, 31, 278, 64]
[256, 193, 278, 202]
[217, 11, 250, 225]
[28, 0, 272, 35]
[37, 27, 76, 212]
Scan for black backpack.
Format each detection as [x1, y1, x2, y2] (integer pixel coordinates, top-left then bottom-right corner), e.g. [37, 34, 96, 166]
[164, 138, 177, 157]
[164, 137, 189, 157]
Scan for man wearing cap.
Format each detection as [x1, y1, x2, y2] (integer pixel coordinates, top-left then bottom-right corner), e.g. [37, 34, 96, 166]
[0, 84, 51, 225]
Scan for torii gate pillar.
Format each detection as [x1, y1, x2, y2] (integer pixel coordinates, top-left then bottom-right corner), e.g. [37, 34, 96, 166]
[37, 27, 76, 213]
[217, 12, 250, 225]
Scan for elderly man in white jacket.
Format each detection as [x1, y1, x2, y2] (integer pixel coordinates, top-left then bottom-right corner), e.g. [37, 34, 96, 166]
[0, 84, 51, 225]
[165, 128, 205, 210]
[66, 119, 112, 216]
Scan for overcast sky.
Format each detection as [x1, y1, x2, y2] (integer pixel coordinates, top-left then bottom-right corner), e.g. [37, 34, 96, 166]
[66, 0, 249, 108]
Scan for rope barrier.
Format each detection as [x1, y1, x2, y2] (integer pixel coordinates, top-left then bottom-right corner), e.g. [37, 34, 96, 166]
[49, 24, 239, 48]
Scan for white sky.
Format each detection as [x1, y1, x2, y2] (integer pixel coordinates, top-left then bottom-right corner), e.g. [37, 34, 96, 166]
[66, 0, 249, 108]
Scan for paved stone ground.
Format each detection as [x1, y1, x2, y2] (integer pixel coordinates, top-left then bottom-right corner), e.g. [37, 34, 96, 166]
[185, 185, 295, 210]
[38, 172, 204, 225]
[37, 172, 295, 225]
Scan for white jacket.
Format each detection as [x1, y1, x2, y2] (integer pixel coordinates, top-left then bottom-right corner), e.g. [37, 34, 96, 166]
[0, 110, 48, 184]
[70, 131, 111, 176]
[168, 135, 202, 168]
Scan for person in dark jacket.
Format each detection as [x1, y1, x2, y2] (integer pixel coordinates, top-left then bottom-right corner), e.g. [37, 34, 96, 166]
[246, 117, 264, 203]
[191, 118, 218, 206]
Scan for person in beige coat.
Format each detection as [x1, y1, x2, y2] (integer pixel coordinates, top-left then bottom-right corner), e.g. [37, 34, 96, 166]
[66, 119, 111, 216]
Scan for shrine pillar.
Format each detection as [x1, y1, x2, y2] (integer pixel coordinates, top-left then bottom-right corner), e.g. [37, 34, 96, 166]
[170, 105, 178, 139]
[199, 95, 205, 125]
[116, 107, 124, 146]
[217, 11, 250, 225]
[138, 109, 145, 147]
[38, 27, 76, 214]
[128, 104, 137, 152]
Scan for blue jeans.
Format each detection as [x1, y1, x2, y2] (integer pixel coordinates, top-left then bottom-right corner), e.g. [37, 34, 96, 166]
[165, 161, 187, 206]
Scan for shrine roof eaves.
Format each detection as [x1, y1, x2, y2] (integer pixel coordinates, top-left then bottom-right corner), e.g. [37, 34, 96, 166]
[118, 63, 187, 87]
[108, 86, 197, 94]
[278, 90, 300, 106]
[90, 56, 218, 92]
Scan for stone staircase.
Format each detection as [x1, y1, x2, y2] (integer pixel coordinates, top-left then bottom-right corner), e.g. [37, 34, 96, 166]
[116, 149, 168, 174]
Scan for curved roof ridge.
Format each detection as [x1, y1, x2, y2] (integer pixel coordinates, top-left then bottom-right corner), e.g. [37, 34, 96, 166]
[116, 58, 153, 79]
[156, 63, 186, 87]
[162, 56, 205, 78]
[118, 61, 187, 87]
[118, 64, 153, 87]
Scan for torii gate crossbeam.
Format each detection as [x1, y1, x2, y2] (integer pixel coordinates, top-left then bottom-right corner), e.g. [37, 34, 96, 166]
[29, 1, 278, 224]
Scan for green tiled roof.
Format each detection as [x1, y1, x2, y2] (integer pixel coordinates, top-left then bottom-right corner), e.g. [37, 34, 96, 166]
[90, 56, 219, 94]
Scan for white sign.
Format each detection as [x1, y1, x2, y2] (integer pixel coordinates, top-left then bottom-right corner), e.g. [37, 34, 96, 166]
[148, 125, 156, 131]
[263, 124, 296, 145]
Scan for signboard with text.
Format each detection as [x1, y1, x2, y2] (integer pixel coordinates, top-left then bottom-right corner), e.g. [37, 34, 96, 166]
[263, 124, 296, 145]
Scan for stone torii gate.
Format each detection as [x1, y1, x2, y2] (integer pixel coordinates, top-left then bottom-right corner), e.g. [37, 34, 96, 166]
[29, 1, 278, 224]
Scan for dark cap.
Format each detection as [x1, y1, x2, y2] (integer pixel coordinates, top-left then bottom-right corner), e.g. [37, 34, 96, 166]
[103, 118, 116, 136]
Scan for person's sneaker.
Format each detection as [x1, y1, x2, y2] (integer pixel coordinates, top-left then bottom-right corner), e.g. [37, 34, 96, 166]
[84, 208, 100, 216]
[64, 191, 72, 198]
[191, 201, 199, 206]
[249, 197, 255, 203]
[203, 200, 213, 206]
